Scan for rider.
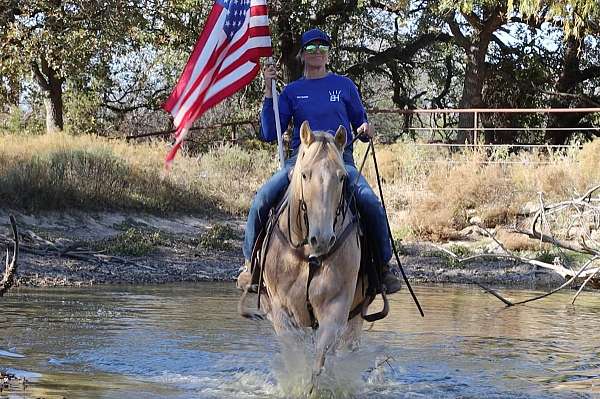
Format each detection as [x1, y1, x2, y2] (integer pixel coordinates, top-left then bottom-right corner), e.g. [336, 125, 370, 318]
[238, 28, 402, 294]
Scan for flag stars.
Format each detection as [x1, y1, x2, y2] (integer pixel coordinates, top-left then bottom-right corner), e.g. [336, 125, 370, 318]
[223, 0, 249, 40]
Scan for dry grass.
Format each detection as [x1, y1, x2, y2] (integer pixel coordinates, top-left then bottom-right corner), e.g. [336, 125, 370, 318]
[355, 139, 600, 241]
[494, 228, 551, 252]
[1, 131, 597, 242]
[0, 132, 276, 215]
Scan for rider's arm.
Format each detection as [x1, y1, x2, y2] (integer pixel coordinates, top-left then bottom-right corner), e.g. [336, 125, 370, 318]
[259, 89, 293, 142]
[346, 80, 370, 143]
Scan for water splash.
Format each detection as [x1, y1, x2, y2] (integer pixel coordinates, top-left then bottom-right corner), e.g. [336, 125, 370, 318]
[271, 331, 394, 398]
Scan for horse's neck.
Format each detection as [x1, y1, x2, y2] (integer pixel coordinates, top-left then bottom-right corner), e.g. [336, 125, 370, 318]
[279, 186, 306, 245]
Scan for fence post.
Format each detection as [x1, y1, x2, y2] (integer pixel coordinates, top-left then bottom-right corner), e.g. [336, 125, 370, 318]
[473, 110, 479, 146]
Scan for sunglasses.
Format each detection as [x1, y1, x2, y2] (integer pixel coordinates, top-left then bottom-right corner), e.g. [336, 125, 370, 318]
[303, 44, 330, 54]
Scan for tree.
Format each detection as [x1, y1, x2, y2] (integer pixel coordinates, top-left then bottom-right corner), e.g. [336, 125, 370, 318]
[436, 0, 599, 143]
[0, 0, 148, 133]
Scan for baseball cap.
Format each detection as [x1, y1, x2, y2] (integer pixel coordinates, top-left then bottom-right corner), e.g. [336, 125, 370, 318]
[300, 28, 331, 48]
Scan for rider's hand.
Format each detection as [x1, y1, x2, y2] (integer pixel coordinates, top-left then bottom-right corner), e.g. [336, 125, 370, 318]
[263, 63, 277, 98]
[357, 122, 374, 138]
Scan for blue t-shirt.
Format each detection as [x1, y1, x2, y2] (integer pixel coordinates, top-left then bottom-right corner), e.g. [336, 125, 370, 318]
[260, 73, 368, 154]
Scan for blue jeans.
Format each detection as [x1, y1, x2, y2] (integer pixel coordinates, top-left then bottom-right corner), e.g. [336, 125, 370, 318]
[243, 150, 392, 265]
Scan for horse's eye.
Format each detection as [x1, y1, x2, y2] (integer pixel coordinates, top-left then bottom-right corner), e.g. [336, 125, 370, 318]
[302, 172, 307, 180]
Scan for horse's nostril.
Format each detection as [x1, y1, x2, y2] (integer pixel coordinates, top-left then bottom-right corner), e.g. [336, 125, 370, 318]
[310, 236, 318, 247]
[328, 235, 336, 247]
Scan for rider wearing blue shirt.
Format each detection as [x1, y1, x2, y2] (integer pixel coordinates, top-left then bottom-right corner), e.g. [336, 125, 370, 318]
[260, 73, 369, 162]
[238, 28, 401, 294]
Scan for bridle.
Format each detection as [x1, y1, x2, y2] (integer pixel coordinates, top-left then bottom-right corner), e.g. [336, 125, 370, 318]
[286, 170, 348, 253]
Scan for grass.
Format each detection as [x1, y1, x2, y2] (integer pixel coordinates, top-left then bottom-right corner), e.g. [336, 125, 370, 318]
[356, 139, 600, 241]
[1, 131, 598, 243]
[197, 223, 241, 251]
[94, 227, 168, 256]
[0, 132, 276, 215]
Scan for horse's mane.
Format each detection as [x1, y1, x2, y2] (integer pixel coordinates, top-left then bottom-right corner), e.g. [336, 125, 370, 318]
[290, 131, 345, 196]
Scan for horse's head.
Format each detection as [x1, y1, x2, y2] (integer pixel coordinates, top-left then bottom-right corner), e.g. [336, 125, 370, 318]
[291, 121, 347, 257]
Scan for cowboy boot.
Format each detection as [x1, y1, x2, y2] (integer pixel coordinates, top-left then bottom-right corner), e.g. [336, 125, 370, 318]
[382, 264, 402, 294]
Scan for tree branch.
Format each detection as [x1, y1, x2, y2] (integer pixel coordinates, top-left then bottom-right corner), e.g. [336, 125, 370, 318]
[344, 32, 452, 76]
[31, 62, 50, 91]
[0, 216, 19, 297]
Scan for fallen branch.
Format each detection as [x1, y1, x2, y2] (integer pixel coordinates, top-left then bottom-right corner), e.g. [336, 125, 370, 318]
[572, 268, 600, 305]
[0, 231, 155, 272]
[0, 216, 19, 297]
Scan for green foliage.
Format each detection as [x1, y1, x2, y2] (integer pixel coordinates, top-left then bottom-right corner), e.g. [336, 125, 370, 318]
[448, 244, 472, 258]
[96, 228, 166, 256]
[63, 90, 104, 135]
[1, 0, 599, 144]
[535, 249, 557, 264]
[1, 106, 44, 135]
[198, 224, 241, 251]
[393, 226, 413, 242]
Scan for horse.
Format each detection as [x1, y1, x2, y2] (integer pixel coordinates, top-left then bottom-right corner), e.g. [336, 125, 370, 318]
[239, 121, 374, 383]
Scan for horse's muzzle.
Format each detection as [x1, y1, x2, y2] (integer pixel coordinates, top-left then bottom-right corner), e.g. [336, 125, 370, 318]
[308, 231, 336, 257]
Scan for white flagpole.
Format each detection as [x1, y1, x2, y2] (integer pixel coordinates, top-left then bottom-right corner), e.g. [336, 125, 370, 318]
[268, 58, 285, 170]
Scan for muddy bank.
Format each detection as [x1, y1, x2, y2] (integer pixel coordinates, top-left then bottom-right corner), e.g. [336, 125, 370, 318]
[0, 209, 563, 288]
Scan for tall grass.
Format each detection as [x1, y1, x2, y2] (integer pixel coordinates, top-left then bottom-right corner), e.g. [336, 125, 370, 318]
[0, 132, 276, 215]
[1, 131, 597, 240]
[356, 139, 600, 240]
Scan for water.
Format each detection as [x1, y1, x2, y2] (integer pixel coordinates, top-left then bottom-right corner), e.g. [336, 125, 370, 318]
[1, 283, 599, 398]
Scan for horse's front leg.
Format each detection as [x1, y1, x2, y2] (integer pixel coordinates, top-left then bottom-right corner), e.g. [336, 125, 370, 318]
[313, 299, 350, 375]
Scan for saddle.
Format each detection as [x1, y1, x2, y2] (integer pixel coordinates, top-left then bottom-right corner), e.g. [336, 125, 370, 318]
[247, 185, 389, 323]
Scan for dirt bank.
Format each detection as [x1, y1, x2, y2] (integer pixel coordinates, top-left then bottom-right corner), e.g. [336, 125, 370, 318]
[0, 209, 563, 289]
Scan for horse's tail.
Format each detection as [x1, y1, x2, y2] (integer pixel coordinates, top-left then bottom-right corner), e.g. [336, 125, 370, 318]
[238, 287, 266, 321]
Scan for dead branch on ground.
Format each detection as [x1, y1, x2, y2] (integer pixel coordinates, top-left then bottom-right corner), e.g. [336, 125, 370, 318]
[0, 226, 155, 272]
[0, 216, 19, 297]
[439, 185, 600, 306]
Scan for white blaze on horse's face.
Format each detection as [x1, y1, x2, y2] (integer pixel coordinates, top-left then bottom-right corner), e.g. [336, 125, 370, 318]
[298, 121, 347, 257]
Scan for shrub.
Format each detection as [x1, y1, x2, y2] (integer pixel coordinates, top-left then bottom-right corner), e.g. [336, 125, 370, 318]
[198, 223, 241, 251]
[95, 228, 166, 256]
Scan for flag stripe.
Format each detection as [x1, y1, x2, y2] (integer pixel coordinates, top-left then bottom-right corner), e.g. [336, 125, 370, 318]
[163, 5, 226, 112]
[189, 62, 260, 123]
[163, 0, 272, 164]
[172, 18, 267, 128]
[172, 40, 230, 124]
[251, 5, 268, 16]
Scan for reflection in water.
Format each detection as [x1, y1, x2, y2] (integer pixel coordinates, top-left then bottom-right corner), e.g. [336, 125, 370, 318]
[0, 283, 599, 398]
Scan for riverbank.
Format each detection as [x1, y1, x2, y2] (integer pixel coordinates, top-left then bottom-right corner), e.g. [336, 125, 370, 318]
[0, 209, 564, 289]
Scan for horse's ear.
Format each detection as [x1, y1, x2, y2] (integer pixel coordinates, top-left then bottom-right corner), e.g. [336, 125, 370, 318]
[300, 120, 315, 147]
[334, 125, 347, 151]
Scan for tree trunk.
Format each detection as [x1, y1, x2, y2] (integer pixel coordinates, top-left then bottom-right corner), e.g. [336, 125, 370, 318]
[545, 37, 582, 145]
[44, 77, 64, 133]
[32, 56, 65, 134]
[450, 7, 504, 143]
[457, 58, 486, 143]
[275, 9, 302, 82]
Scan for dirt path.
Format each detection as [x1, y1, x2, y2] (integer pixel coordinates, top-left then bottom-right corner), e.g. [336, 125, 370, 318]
[0, 209, 563, 288]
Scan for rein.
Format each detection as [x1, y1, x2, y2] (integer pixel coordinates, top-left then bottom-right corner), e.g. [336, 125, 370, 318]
[365, 138, 425, 318]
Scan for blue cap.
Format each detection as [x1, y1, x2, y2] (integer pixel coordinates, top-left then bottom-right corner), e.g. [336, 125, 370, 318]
[300, 28, 331, 48]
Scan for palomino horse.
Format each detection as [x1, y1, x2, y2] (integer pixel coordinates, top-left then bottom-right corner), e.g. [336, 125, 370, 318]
[240, 121, 370, 381]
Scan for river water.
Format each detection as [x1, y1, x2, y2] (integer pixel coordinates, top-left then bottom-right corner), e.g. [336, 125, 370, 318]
[1, 283, 599, 398]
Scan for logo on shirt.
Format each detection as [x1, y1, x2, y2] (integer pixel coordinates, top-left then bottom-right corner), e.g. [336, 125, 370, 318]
[297, 95, 309, 99]
[329, 90, 341, 102]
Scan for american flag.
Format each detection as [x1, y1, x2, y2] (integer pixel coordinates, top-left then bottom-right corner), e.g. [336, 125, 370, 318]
[163, 0, 272, 165]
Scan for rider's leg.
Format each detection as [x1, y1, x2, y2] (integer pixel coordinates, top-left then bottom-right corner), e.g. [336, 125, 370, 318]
[238, 160, 294, 289]
[345, 164, 402, 294]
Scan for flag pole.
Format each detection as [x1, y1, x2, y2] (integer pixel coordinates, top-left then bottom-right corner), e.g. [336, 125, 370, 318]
[268, 58, 285, 170]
